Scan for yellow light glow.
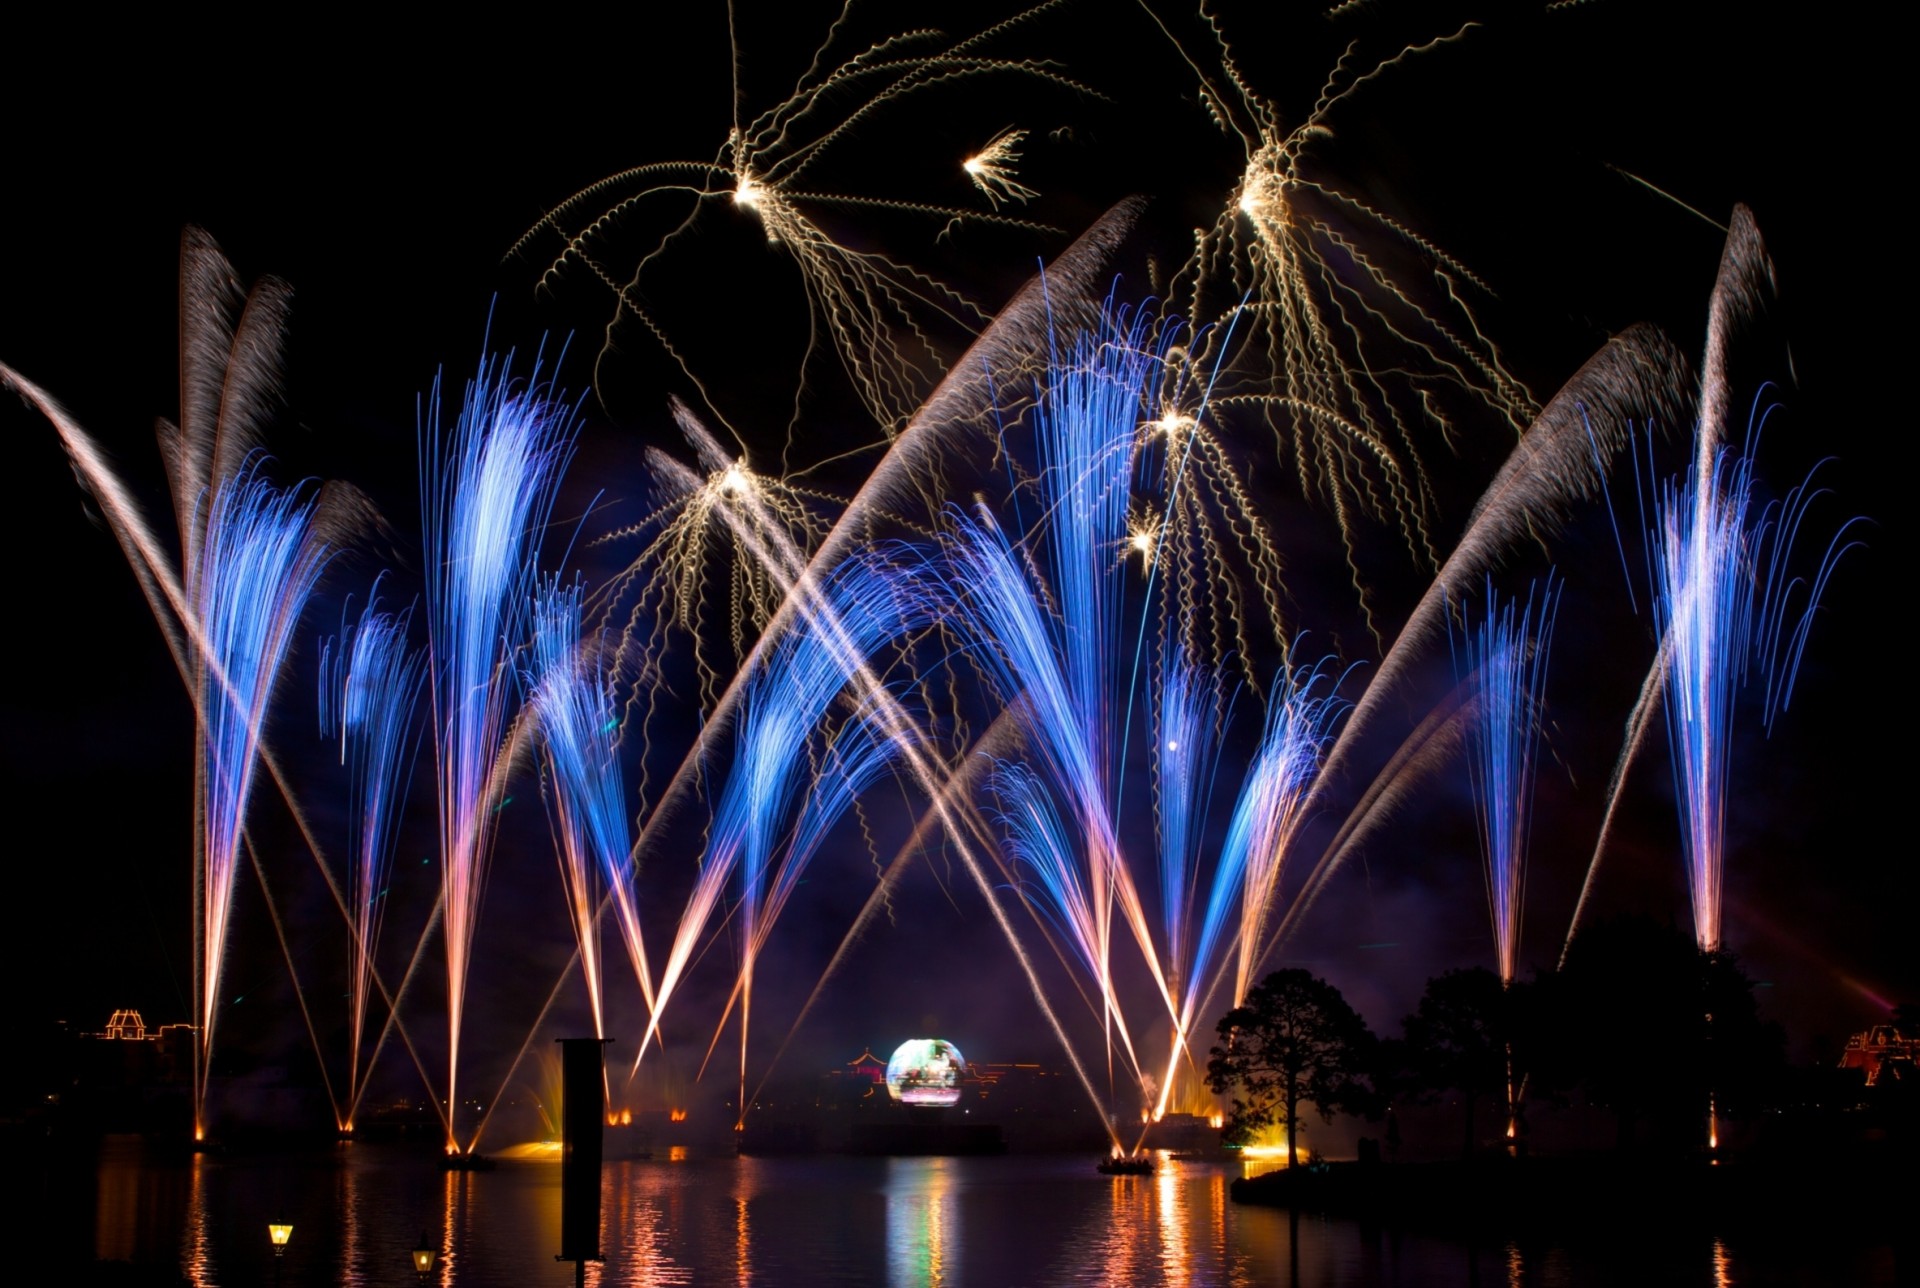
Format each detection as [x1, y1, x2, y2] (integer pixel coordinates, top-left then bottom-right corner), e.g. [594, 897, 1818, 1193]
[1208, 1113, 1224, 1129]
[733, 176, 762, 208]
[620, 1108, 632, 1126]
[412, 1247, 435, 1273]
[268, 1223, 293, 1248]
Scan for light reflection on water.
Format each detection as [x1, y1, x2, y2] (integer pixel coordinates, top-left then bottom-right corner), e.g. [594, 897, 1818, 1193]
[74, 1140, 1896, 1286]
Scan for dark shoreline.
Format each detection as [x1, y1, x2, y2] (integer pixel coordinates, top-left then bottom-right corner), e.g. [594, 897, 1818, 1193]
[1230, 1148, 1913, 1238]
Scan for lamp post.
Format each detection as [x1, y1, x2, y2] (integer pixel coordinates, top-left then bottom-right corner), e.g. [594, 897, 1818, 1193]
[411, 1232, 437, 1283]
[267, 1222, 292, 1286]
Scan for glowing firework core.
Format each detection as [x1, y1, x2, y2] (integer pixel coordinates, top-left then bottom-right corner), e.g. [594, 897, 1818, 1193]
[885, 1038, 966, 1107]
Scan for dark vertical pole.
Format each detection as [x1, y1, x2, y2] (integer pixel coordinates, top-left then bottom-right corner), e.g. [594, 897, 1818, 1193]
[556, 1038, 610, 1283]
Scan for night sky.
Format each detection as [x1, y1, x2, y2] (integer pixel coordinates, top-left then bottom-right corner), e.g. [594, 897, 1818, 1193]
[1, 0, 1904, 1124]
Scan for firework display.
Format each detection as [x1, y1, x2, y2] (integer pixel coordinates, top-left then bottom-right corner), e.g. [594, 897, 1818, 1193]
[0, 2, 1865, 1159]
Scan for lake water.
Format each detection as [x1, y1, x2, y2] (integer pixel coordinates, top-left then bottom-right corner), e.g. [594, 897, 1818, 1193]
[46, 1137, 1900, 1286]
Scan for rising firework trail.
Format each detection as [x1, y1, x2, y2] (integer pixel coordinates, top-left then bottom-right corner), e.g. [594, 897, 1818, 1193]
[1650, 418, 1854, 957]
[937, 302, 1184, 1093]
[687, 552, 930, 1125]
[420, 353, 576, 1152]
[524, 203, 1152, 1151]
[192, 463, 344, 1137]
[5, 231, 376, 1140]
[526, 577, 656, 1057]
[1269, 319, 1690, 954]
[318, 589, 426, 1129]
[1451, 576, 1559, 985]
[1564, 206, 1859, 963]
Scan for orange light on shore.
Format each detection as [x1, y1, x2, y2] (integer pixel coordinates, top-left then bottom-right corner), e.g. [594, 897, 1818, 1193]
[670, 1108, 688, 1123]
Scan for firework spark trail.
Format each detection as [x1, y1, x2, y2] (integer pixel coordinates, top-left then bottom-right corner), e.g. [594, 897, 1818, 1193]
[419, 356, 576, 1151]
[1132, 381, 1293, 684]
[963, 127, 1040, 208]
[526, 577, 658, 1052]
[589, 408, 840, 774]
[1142, 11, 1537, 624]
[317, 590, 426, 1127]
[706, 675, 924, 1124]
[1273, 322, 1689, 952]
[631, 551, 927, 1095]
[933, 305, 1190, 1093]
[1451, 577, 1560, 984]
[1563, 206, 1860, 961]
[598, 204, 1140, 1145]
[1650, 431, 1857, 955]
[1152, 648, 1222, 1007]
[518, 2, 1087, 439]
[0, 358, 450, 1138]
[193, 460, 342, 1132]
[1158, 657, 1348, 1109]
[987, 761, 1147, 1080]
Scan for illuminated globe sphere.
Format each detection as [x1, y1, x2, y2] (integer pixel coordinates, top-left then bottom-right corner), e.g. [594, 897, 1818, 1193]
[884, 1038, 966, 1107]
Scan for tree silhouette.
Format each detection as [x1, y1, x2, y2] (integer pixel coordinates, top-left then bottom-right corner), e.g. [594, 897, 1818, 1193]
[1541, 915, 1783, 1151]
[1403, 966, 1528, 1158]
[1207, 969, 1376, 1168]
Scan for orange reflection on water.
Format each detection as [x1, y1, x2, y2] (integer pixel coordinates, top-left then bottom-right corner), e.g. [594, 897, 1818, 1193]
[182, 1151, 213, 1287]
[1156, 1157, 1190, 1286]
[1713, 1236, 1735, 1288]
[94, 1141, 138, 1264]
[439, 1167, 472, 1286]
[734, 1195, 752, 1285]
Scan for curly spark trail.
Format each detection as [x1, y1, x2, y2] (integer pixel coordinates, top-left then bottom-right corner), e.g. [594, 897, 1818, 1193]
[419, 355, 575, 1153]
[589, 408, 839, 788]
[964, 127, 1040, 209]
[1144, 8, 1537, 630]
[519, 2, 1090, 441]
[1132, 378, 1293, 688]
